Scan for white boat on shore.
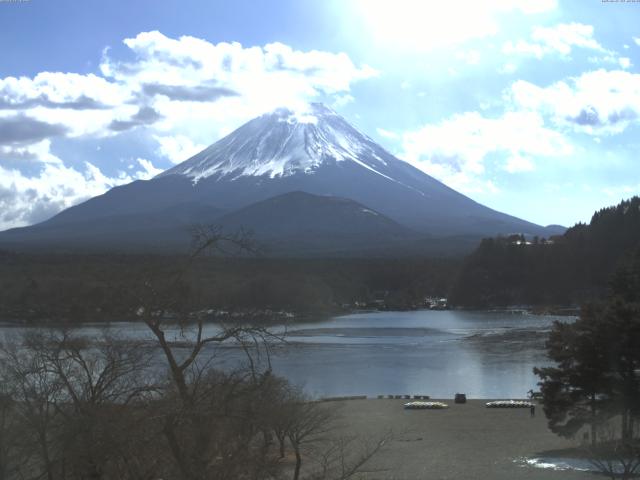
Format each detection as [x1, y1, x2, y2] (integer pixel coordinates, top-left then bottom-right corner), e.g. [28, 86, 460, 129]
[486, 400, 533, 408]
[404, 401, 449, 409]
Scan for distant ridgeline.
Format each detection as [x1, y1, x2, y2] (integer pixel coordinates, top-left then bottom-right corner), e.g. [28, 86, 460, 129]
[450, 196, 640, 308]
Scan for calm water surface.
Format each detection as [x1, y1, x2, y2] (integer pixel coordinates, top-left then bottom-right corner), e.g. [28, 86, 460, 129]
[270, 310, 567, 398]
[0, 310, 572, 399]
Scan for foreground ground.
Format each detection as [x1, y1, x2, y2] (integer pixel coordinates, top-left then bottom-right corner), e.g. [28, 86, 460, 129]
[327, 399, 592, 480]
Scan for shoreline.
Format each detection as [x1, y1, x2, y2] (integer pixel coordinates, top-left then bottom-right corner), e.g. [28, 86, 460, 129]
[0, 304, 579, 327]
[319, 395, 535, 402]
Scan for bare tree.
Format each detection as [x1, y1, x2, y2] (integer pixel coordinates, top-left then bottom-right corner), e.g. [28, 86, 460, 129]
[261, 374, 294, 459]
[285, 396, 336, 480]
[585, 422, 640, 480]
[0, 333, 63, 480]
[0, 226, 389, 480]
[0, 330, 157, 480]
[0, 387, 16, 480]
[311, 432, 392, 480]
[133, 226, 287, 479]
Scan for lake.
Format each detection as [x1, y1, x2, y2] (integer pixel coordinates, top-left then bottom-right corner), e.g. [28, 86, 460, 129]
[0, 309, 570, 399]
[268, 309, 566, 398]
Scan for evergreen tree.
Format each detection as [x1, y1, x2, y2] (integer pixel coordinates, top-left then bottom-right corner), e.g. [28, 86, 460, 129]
[534, 305, 614, 444]
[452, 196, 640, 308]
[535, 250, 640, 444]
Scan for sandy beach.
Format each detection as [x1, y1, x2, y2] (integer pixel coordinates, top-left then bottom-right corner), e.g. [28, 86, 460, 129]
[326, 398, 593, 480]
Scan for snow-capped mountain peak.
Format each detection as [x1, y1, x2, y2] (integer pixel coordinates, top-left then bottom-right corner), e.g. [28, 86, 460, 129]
[158, 103, 393, 182]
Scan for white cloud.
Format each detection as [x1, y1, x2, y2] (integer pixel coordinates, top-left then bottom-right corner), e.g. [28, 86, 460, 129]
[504, 23, 633, 69]
[456, 50, 481, 65]
[0, 31, 376, 149]
[509, 69, 640, 135]
[97, 31, 377, 145]
[135, 158, 163, 180]
[619, 57, 632, 69]
[510, 0, 557, 14]
[331, 94, 355, 108]
[531, 23, 604, 54]
[0, 140, 62, 165]
[0, 73, 131, 139]
[634, 37, 640, 46]
[602, 183, 640, 198]
[0, 72, 126, 110]
[399, 110, 571, 194]
[589, 53, 633, 69]
[503, 23, 605, 59]
[376, 128, 399, 140]
[0, 144, 149, 230]
[101, 32, 376, 121]
[504, 154, 535, 173]
[154, 134, 207, 164]
[499, 62, 518, 74]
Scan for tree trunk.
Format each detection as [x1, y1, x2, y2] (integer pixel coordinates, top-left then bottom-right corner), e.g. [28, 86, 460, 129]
[38, 430, 55, 480]
[293, 447, 302, 480]
[275, 431, 286, 459]
[87, 460, 102, 480]
[262, 430, 271, 448]
[163, 416, 195, 480]
[590, 395, 597, 447]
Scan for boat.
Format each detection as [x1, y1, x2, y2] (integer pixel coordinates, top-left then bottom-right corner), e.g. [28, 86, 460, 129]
[485, 400, 533, 408]
[404, 401, 448, 409]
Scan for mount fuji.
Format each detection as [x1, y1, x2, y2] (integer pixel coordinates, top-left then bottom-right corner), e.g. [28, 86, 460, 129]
[0, 103, 562, 255]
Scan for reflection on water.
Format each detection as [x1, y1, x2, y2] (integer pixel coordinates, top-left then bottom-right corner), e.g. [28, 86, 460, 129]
[0, 310, 573, 399]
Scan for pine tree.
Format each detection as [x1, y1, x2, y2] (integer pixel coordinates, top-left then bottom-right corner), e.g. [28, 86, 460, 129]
[534, 305, 614, 445]
[535, 248, 640, 445]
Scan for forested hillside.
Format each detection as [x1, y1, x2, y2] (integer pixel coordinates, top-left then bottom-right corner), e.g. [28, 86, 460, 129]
[451, 197, 640, 308]
[0, 253, 459, 323]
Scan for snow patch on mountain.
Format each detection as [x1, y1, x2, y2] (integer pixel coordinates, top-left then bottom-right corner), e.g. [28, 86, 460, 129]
[158, 103, 396, 183]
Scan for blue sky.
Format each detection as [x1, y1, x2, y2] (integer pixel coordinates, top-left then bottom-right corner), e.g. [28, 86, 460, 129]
[0, 0, 639, 230]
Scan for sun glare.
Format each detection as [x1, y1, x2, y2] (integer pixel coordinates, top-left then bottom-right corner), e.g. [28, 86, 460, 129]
[354, 0, 556, 51]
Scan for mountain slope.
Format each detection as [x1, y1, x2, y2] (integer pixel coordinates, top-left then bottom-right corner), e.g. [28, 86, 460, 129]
[0, 202, 225, 252]
[215, 191, 420, 255]
[153, 103, 547, 236]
